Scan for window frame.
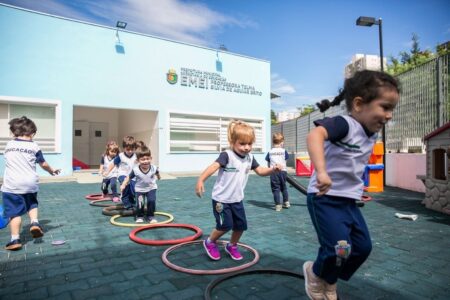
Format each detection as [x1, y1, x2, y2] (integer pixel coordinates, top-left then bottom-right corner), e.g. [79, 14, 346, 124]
[168, 110, 265, 154]
[0, 96, 62, 153]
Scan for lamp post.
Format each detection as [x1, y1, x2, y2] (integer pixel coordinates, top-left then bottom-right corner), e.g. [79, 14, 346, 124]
[356, 16, 386, 187]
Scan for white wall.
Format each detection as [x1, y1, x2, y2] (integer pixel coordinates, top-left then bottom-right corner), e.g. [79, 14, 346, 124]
[118, 110, 158, 165]
[386, 153, 426, 192]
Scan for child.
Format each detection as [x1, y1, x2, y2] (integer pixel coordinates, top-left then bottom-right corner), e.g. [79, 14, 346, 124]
[265, 132, 290, 211]
[104, 136, 136, 209]
[304, 70, 399, 300]
[195, 120, 280, 261]
[1, 116, 60, 251]
[120, 145, 160, 223]
[99, 141, 119, 202]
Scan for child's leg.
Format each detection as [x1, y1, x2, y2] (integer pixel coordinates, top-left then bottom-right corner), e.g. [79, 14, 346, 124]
[306, 194, 353, 285]
[9, 216, 22, 237]
[208, 228, 227, 242]
[101, 178, 109, 195]
[110, 177, 118, 197]
[270, 173, 282, 204]
[128, 180, 136, 206]
[338, 205, 372, 281]
[118, 176, 132, 208]
[280, 171, 289, 203]
[230, 230, 243, 244]
[135, 193, 145, 218]
[146, 190, 156, 218]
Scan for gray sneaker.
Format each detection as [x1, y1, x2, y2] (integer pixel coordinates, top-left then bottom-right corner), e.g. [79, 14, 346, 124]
[303, 261, 325, 300]
[283, 201, 291, 208]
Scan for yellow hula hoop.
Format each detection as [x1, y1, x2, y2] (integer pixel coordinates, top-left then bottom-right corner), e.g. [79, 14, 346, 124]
[110, 212, 174, 227]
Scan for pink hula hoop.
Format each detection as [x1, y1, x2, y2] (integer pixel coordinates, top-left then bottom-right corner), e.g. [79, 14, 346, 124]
[85, 193, 112, 200]
[129, 223, 203, 246]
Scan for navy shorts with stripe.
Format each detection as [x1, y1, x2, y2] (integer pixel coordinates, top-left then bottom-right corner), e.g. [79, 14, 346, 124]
[2, 192, 38, 218]
[212, 200, 247, 231]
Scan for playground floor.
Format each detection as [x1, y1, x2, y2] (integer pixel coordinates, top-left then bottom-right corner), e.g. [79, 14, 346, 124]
[0, 175, 449, 299]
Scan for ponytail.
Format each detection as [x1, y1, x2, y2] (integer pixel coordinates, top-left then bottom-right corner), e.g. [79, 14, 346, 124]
[316, 89, 345, 112]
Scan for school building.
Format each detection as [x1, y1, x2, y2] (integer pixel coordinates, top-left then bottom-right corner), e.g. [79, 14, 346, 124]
[0, 4, 271, 176]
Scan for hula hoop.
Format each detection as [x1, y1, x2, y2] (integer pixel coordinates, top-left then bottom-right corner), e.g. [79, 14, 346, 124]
[204, 269, 304, 300]
[361, 195, 372, 202]
[85, 193, 113, 200]
[162, 240, 259, 275]
[110, 212, 174, 227]
[89, 199, 117, 207]
[129, 223, 203, 246]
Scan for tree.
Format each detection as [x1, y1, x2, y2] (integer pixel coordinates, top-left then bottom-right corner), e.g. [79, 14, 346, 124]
[297, 104, 316, 117]
[271, 109, 277, 125]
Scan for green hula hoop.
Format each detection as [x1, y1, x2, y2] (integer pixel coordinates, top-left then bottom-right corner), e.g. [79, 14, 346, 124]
[110, 212, 174, 227]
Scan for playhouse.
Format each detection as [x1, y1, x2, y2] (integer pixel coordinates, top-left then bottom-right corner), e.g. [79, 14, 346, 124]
[421, 121, 450, 214]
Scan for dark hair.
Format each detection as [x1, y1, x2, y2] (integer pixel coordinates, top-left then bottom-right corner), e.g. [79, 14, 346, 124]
[316, 70, 400, 113]
[135, 145, 151, 159]
[8, 116, 37, 137]
[122, 136, 136, 150]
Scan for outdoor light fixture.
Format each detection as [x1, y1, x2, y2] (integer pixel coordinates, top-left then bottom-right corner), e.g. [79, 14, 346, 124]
[356, 15, 386, 186]
[116, 21, 127, 29]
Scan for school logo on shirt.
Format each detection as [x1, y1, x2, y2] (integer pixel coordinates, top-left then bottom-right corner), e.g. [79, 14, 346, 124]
[224, 167, 239, 172]
[167, 69, 178, 84]
[334, 141, 362, 153]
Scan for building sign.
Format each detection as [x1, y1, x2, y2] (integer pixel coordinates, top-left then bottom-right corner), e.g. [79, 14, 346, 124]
[166, 68, 262, 96]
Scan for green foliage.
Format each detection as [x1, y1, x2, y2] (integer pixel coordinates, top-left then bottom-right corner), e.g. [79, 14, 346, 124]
[297, 104, 316, 117]
[387, 33, 440, 76]
[271, 109, 277, 125]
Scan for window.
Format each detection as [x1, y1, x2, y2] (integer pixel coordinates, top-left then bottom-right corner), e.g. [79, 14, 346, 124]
[432, 148, 446, 180]
[169, 113, 264, 153]
[0, 97, 60, 153]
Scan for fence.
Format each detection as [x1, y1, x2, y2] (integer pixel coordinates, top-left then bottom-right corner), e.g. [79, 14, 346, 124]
[272, 53, 450, 162]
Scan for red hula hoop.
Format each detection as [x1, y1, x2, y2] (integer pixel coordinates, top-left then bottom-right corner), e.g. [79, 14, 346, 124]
[85, 193, 112, 200]
[162, 240, 260, 275]
[129, 223, 203, 246]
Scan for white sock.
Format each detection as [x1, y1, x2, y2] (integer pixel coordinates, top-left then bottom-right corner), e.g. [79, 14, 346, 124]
[31, 219, 39, 224]
[11, 235, 19, 241]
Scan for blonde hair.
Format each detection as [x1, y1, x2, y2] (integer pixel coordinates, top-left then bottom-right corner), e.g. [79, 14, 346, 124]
[272, 133, 284, 145]
[104, 142, 119, 156]
[227, 120, 255, 146]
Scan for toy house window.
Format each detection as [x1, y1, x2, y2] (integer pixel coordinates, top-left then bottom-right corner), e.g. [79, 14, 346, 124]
[432, 148, 446, 180]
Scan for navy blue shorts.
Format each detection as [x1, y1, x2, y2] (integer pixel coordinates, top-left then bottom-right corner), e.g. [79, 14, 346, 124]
[2, 192, 38, 218]
[212, 200, 247, 231]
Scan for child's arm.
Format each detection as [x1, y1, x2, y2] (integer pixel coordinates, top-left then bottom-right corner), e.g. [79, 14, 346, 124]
[98, 165, 103, 176]
[39, 161, 61, 176]
[307, 126, 331, 195]
[195, 162, 220, 198]
[156, 168, 161, 180]
[120, 176, 130, 192]
[254, 164, 280, 176]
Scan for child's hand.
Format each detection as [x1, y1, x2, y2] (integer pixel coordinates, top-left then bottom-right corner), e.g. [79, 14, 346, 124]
[50, 169, 61, 176]
[120, 184, 126, 192]
[272, 164, 282, 172]
[195, 181, 205, 198]
[315, 171, 332, 195]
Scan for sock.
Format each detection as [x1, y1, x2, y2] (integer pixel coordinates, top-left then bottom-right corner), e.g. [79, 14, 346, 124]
[11, 235, 19, 241]
[207, 238, 214, 244]
[31, 219, 39, 224]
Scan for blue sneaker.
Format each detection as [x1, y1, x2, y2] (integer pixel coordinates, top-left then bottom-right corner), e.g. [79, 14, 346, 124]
[5, 239, 22, 251]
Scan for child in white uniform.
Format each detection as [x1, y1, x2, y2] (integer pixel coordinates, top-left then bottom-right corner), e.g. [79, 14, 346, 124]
[99, 142, 119, 202]
[304, 70, 400, 300]
[1, 116, 60, 251]
[120, 145, 160, 223]
[196, 120, 281, 261]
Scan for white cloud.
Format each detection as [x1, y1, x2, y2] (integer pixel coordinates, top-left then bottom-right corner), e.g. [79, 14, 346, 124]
[271, 73, 296, 95]
[3, 0, 256, 47]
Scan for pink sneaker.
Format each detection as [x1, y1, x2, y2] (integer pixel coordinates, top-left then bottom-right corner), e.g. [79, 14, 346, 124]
[203, 239, 221, 260]
[225, 243, 243, 260]
[112, 196, 120, 203]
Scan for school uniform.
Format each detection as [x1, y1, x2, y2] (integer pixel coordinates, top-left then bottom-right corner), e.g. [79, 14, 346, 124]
[307, 115, 376, 284]
[129, 165, 159, 218]
[211, 149, 259, 231]
[100, 155, 118, 196]
[1, 139, 45, 218]
[265, 147, 289, 205]
[114, 152, 137, 208]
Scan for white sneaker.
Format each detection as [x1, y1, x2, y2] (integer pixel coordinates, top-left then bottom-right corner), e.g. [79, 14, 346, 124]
[135, 217, 144, 223]
[283, 201, 291, 208]
[303, 261, 325, 300]
[275, 204, 282, 212]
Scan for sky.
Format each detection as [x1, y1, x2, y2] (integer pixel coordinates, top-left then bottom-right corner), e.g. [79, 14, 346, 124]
[1, 0, 449, 113]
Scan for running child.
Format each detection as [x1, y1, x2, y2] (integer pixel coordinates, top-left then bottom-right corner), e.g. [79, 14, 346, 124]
[265, 132, 290, 211]
[1, 116, 60, 251]
[120, 145, 160, 223]
[304, 70, 399, 300]
[99, 141, 119, 202]
[195, 120, 281, 261]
